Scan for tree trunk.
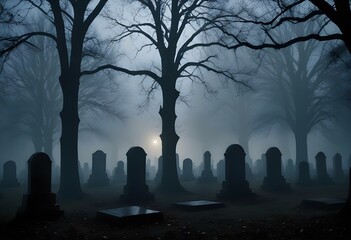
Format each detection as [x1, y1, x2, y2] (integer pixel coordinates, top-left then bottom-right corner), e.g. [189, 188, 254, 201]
[57, 75, 83, 200]
[157, 86, 186, 193]
[294, 130, 308, 175]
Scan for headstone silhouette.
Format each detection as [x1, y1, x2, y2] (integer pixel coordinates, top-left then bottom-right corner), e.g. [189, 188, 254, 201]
[82, 162, 90, 183]
[261, 147, 290, 192]
[154, 156, 163, 184]
[217, 159, 225, 182]
[315, 152, 334, 185]
[113, 160, 126, 183]
[198, 151, 217, 183]
[284, 158, 295, 180]
[333, 153, 346, 184]
[296, 161, 313, 186]
[17, 152, 63, 220]
[0, 161, 20, 188]
[218, 144, 253, 199]
[87, 150, 110, 187]
[120, 147, 154, 203]
[245, 163, 254, 180]
[180, 158, 195, 181]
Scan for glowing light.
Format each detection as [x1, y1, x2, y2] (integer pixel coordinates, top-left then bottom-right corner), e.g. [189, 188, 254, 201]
[153, 139, 158, 145]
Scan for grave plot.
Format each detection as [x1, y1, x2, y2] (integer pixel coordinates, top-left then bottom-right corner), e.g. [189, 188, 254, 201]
[97, 206, 163, 223]
[302, 198, 346, 210]
[173, 200, 225, 211]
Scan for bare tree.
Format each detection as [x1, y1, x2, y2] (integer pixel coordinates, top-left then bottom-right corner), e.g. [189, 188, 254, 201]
[0, 0, 110, 200]
[231, 0, 350, 54]
[84, 0, 247, 193]
[253, 22, 341, 171]
[2, 17, 123, 164]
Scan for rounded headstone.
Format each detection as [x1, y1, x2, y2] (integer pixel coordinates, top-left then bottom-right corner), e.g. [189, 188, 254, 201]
[28, 152, 52, 195]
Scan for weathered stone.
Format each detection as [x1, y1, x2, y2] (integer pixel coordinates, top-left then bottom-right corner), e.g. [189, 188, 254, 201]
[198, 151, 217, 183]
[261, 147, 290, 192]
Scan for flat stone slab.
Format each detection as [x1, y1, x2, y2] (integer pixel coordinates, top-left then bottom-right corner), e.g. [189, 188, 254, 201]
[97, 206, 163, 223]
[302, 198, 346, 210]
[174, 200, 225, 211]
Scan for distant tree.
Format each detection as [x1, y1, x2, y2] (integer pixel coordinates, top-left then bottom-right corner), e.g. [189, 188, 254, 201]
[254, 22, 341, 169]
[84, 0, 247, 193]
[0, 0, 110, 200]
[2, 18, 123, 162]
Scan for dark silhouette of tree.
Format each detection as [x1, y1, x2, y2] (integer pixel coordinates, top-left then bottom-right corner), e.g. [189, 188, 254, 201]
[254, 23, 341, 170]
[84, 0, 246, 193]
[2, 18, 123, 163]
[0, 0, 110, 200]
[233, 0, 350, 54]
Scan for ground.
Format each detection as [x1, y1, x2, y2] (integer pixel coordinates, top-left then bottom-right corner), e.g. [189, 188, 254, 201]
[0, 180, 350, 239]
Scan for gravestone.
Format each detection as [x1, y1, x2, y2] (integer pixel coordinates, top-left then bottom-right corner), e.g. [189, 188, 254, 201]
[174, 200, 224, 211]
[87, 150, 110, 187]
[218, 144, 253, 199]
[17, 152, 64, 220]
[154, 156, 163, 184]
[284, 158, 295, 180]
[245, 163, 254, 180]
[261, 147, 290, 192]
[198, 151, 217, 183]
[315, 152, 334, 185]
[180, 158, 195, 181]
[296, 161, 313, 186]
[302, 198, 346, 210]
[120, 147, 154, 203]
[113, 161, 126, 183]
[82, 162, 90, 183]
[333, 153, 346, 184]
[217, 159, 225, 182]
[97, 206, 163, 223]
[0, 161, 20, 188]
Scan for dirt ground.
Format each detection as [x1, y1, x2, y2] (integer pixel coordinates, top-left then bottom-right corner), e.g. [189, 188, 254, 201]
[0, 180, 350, 239]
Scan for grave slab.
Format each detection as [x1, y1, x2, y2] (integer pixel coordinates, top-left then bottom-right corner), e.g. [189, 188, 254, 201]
[174, 200, 225, 211]
[302, 198, 346, 210]
[97, 206, 163, 223]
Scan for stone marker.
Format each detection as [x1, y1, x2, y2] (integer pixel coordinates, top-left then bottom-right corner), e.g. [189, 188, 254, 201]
[198, 151, 217, 183]
[82, 162, 90, 183]
[174, 200, 224, 211]
[333, 153, 346, 184]
[284, 158, 295, 180]
[302, 198, 346, 210]
[261, 147, 290, 192]
[296, 161, 313, 186]
[17, 152, 64, 220]
[0, 160, 20, 188]
[315, 152, 334, 185]
[180, 158, 195, 181]
[154, 156, 163, 184]
[120, 147, 154, 203]
[87, 150, 110, 187]
[113, 160, 126, 183]
[97, 206, 163, 223]
[217, 159, 225, 182]
[218, 144, 253, 199]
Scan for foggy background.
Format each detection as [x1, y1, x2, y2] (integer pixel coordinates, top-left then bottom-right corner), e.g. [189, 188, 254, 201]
[0, 0, 350, 181]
